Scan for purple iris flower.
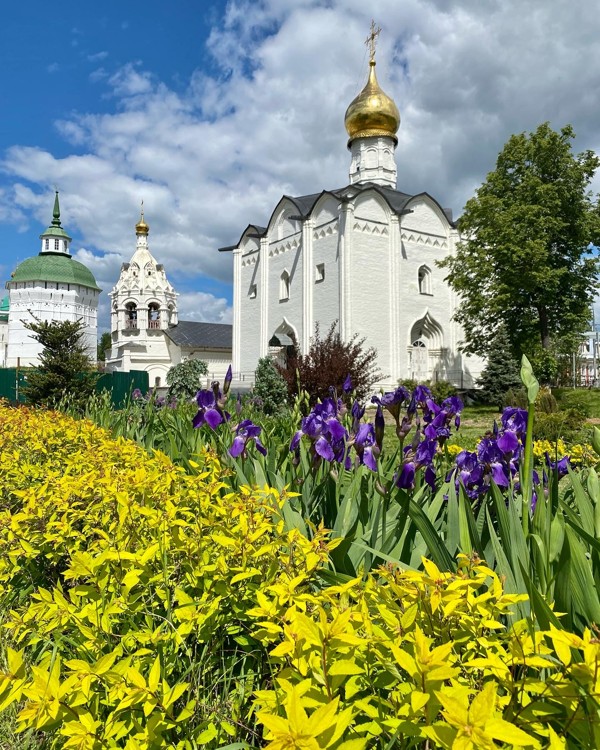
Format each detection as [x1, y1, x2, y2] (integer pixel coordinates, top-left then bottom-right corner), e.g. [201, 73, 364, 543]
[351, 400, 365, 433]
[372, 386, 410, 424]
[395, 436, 438, 490]
[290, 397, 350, 468]
[235, 393, 243, 416]
[343, 374, 353, 393]
[132, 388, 143, 401]
[223, 365, 233, 396]
[497, 429, 519, 454]
[545, 453, 570, 478]
[193, 388, 231, 430]
[229, 419, 267, 458]
[501, 407, 528, 439]
[354, 422, 378, 471]
[374, 405, 385, 449]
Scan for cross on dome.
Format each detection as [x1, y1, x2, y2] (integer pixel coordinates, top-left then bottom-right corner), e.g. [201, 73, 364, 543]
[365, 20, 381, 63]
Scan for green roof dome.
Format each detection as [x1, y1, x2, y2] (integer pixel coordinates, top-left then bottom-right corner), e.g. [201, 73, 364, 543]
[10, 254, 100, 291]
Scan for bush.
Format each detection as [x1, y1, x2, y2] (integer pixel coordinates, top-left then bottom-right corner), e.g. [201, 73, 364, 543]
[429, 379, 457, 402]
[534, 408, 588, 442]
[253, 555, 600, 749]
[477, 326, 522, 408]
[166, 358, 208, 402]
[278, 322, 382, 404]
[0, 403, 332, 748]
[252, 357, 289, 415]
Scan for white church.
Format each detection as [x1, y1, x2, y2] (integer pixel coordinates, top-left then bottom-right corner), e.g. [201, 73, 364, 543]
[223, 30, 483, 389]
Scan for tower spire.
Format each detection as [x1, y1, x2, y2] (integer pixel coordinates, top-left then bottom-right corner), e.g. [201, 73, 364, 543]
[51, 191, 62, 227]
[135, 200, 149, 236]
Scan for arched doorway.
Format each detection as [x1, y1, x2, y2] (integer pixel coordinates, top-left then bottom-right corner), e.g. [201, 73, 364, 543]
[408, 313, 443, 382]
[269, 318, 298, 368]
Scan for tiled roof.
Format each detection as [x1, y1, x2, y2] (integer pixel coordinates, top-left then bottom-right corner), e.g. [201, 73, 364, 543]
[165, 320, 232, 350]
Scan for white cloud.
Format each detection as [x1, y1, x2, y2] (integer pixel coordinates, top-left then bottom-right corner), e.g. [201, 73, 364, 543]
[2, 0, 600, 333]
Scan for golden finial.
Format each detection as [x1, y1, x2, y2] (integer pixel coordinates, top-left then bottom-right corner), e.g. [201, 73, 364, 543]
[365, 20, 381, 64]
[135, 200, 149, 235]
[344, 22, 400, 146]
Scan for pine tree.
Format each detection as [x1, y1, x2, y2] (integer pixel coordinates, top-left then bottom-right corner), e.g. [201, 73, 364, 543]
[23, 318, 98, 409]
[477, 326, 522, 408]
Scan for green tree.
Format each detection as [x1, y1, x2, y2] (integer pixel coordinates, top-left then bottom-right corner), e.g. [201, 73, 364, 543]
[97, 331, 112, 361]
[166, 358, 208, 402]
[278, 321, 382, 404]
[253, 357, 289, 415]
[477, 326, 522, 408]
[440, 123, 600, 358]
[23, 318, 98, 409]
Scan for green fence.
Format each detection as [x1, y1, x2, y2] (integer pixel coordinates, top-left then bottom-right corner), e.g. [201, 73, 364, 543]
[0, 369, 149, 408]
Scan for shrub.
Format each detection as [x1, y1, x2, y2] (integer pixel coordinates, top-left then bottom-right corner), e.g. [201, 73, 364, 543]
[253, 357, 289, 415]
[429, 379, 457, 402]
[166, 358, 208, 402]
[253, 555, 600, 749]
[279, 321, 382, 404]
[0, 403, 333, 748]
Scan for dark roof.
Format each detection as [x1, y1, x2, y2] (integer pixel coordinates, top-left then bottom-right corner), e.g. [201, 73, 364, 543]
[165, 320, 232, 350]
[228, 182, 456, 249]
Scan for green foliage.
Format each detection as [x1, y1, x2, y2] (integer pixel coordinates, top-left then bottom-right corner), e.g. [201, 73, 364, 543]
[428, 379, 457, 402]
[252, 356, 289, 415]
[254, 556, 600, 749]
[279, 321, 382, 404]
[440, 122, 600, 358]
[22, 317, 98, 410]
[97, 331, 112, 362]
[0, 404, 333, 748]
[166, 358, 208, 402]
[478, 326, 522, 407]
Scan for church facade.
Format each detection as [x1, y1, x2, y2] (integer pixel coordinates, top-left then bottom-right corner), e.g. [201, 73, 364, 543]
[224, 39, 483, 389]
[4, 193, 100, 367]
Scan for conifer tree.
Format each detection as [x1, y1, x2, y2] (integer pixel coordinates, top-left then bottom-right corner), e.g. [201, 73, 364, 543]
[477, 326, 522, 408]
[253, 357, 289, 414]
[23, 318, 98, 409]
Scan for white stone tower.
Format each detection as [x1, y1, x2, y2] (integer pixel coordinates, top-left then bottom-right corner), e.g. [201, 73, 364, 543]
[106, 207, 178, 387]
[5, 192, 100, 367]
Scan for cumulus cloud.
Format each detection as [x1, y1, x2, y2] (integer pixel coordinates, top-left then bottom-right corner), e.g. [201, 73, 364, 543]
[2, 0, 600, 330]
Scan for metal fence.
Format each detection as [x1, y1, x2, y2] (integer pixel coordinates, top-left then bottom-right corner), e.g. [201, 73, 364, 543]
[0, 368, 149, 408]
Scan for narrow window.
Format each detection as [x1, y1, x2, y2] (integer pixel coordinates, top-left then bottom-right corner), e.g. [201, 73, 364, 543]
[45, 239, 49, 250]
[280, 271, 290, 302]
[315, 263, 325, 283]
[54, 238, 59, 251]
[418, 266, 432, 295]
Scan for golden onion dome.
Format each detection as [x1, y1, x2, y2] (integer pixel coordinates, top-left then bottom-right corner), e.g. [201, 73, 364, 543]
[344, 60, 400, 146]
[135, 206, 149, 236]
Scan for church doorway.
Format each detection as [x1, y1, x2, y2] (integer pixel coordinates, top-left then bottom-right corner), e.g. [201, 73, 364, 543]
[268, 319, 298, 368]
[411, 339, 428, 382]
[408, 313, 443, 383]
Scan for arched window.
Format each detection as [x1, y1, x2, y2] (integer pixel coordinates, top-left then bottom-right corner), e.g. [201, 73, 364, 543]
[418, 266, 432, 295]
[280, 270, 290, 302]
[148, 303, 161, 329]
[125, 302, 138, 329]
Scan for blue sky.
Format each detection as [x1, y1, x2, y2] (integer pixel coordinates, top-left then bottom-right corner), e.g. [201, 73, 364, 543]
[1, 0, 600, 330]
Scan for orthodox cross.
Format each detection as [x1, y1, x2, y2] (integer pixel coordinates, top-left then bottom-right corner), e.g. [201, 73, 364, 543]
[365, 20, 381, 63]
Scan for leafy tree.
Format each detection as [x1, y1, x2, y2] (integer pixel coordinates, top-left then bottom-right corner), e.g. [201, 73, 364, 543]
[97, 332, 112, 362]
[23, 318, 98, 409]
[166, 358, 208, 402]
[252, 357, 289, 415]
[440, 123, 600, 359]
[477, 326, 522, 408]
[278, 321, 382, 404]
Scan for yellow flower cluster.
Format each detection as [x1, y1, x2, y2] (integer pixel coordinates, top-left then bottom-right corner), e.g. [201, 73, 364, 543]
[0, 403, 333, 748]
[252, 556, 600, 749]
[0, 403, 598, 749]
